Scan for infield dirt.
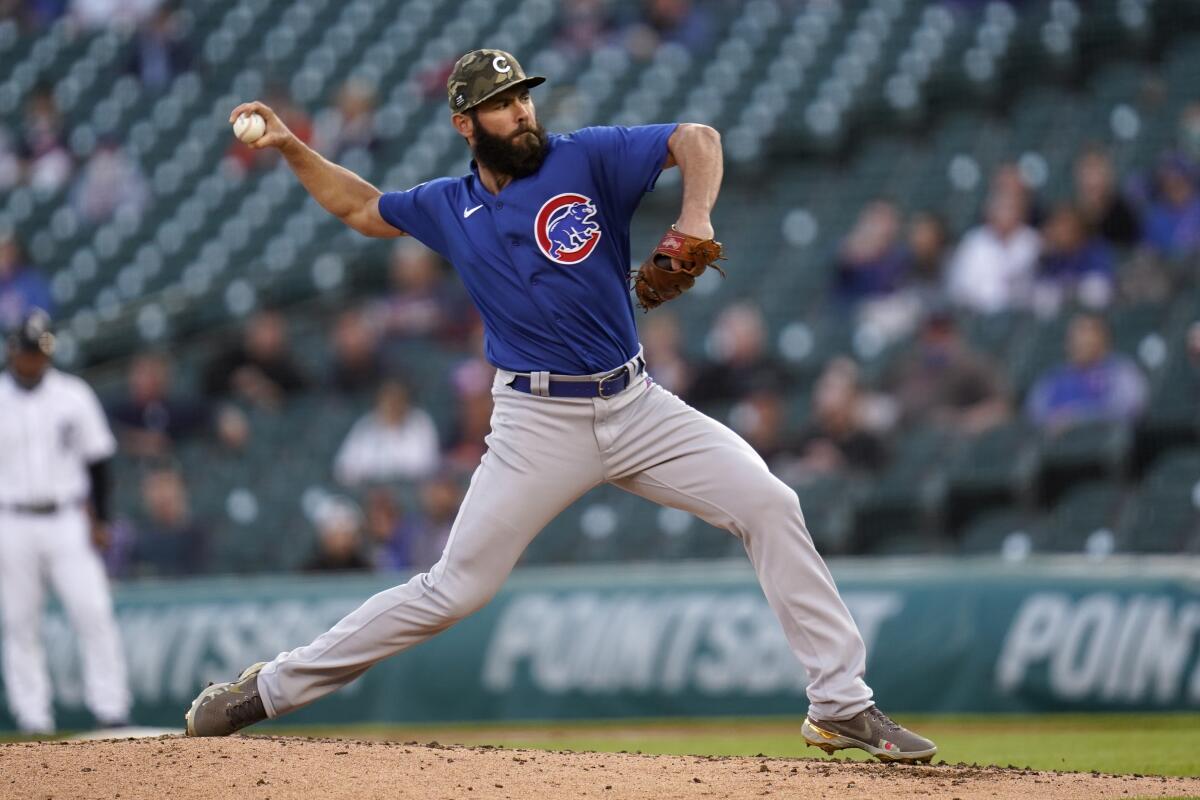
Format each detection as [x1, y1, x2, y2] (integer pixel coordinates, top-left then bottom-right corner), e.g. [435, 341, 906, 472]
[2, 735, 1197, 800]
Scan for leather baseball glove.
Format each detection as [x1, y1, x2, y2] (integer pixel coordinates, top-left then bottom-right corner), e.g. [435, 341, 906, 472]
[632, 226, 725, 311]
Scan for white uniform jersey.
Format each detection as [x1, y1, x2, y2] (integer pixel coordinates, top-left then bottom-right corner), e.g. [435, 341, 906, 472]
[0, 369, 117, 506]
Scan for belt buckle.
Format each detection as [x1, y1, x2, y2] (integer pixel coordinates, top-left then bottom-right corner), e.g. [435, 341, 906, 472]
[597, 370, 624, 398]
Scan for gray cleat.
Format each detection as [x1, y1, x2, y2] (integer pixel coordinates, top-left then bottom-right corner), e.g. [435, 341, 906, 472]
[802, 705, 937, 763]
[185, 662, 268, 737]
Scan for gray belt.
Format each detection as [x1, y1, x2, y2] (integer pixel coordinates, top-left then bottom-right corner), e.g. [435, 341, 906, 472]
[0, 500, 73, 516]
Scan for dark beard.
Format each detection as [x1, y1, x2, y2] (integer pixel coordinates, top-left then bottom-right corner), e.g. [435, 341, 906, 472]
[471, 117, 549, 180]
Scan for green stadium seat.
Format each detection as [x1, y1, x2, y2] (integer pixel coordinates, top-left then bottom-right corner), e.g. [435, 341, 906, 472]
[1117, 449, 1200, 553]
[1031, 480, 1126, 554]
[958, 508, 1034, 556]
[851, 427, 951, 552]
[790, 474, 854, 554]
[944, 420, 1037, 532]
[1034, 420, 1132, 507]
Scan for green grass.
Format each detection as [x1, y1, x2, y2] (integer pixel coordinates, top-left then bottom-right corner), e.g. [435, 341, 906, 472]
[271, 713, 1200, 778]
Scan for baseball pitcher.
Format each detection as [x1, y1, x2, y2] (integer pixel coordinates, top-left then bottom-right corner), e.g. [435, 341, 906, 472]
[187, 50, 936, 762]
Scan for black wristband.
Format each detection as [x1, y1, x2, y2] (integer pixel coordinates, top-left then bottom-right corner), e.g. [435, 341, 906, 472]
[87, 458, 112, 524]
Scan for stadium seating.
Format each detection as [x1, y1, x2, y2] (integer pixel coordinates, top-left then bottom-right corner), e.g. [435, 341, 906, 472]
[3, 0, 1200, 571]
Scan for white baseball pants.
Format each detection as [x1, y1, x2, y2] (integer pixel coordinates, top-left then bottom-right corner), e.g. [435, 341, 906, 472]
[258, 359, 873, 721]
[0, 507, 130, 732]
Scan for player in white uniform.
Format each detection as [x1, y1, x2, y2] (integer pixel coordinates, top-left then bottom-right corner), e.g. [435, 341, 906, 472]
[0, 310, 131, 734]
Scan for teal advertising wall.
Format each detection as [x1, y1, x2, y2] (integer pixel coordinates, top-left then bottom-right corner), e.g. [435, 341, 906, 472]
[3, 558, 1199, 730]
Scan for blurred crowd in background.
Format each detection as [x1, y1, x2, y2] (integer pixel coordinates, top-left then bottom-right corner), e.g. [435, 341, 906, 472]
[1, 0, 1199, 578]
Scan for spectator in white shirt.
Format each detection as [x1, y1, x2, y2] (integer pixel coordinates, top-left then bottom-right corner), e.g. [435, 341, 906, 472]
[334, 380, 440, 486]
[946, 190, 1041, 314]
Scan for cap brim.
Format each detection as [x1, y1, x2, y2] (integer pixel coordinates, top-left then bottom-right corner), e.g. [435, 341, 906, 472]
[8, 339, 51, 355]
[462, 76, 546, 112]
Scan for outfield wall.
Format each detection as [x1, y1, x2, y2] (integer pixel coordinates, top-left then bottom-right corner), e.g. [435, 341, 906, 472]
[3, 558, 1199, 731]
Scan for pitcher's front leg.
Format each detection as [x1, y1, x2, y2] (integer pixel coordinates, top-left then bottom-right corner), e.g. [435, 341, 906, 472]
[608, 384, 872, 721]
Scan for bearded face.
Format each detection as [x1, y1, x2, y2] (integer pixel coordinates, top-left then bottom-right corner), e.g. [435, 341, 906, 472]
[469, 109, 549, 179]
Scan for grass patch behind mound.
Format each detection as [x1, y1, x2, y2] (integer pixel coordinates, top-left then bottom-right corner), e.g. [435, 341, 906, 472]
[275, 713, 1200, 777]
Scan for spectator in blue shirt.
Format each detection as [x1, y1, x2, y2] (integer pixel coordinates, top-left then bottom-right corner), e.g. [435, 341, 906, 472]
[130, 466, 209, 578]
[1142, 155, 1200, 259]
[126, 6, 192, 93]
[833, 199, 909, 306]
[0, 233, 53, 332]
[1025, 314, 1148, 433]
[1036, 204, 1115, 311]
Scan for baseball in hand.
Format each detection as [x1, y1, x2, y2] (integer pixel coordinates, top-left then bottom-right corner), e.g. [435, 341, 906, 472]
[232, 112, 266, 144]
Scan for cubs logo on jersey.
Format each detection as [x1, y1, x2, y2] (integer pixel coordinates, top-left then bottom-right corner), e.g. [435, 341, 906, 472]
[535, 193, 602, 265]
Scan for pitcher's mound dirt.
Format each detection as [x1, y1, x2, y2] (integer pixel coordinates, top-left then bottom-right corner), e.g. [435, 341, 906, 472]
[2, 735, 1197, 800]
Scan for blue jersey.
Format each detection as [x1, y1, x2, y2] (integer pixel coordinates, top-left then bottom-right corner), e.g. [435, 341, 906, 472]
[378, 123, 677, 375]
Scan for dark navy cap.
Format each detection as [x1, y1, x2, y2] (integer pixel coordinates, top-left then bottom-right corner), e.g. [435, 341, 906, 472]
[7, 308, 56, 356]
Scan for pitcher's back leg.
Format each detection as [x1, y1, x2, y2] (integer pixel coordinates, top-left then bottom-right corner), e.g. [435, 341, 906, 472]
[256, 392, 605, 718]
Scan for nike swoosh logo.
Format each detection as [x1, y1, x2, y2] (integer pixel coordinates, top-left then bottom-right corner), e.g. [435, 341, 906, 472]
[463, 204, 484, 218]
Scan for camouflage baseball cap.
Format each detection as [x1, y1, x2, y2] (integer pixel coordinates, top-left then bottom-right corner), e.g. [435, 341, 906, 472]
[447, 49, 545, 113]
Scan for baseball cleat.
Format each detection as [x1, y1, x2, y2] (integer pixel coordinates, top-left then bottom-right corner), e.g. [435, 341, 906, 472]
[185, 662, 268, 737]
[802, 705, 937, 763]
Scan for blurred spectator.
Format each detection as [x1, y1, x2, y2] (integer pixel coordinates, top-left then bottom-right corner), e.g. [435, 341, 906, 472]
[71, 0, 159, 29]
[214, 404, 251, 452]
[71, 139, 149, 224]
[363, 487, 420, 572]
[946, 190, 1040, 314]
[793, 358, 887, 476]
[314, 78, 379, 157]
[989, 162, 1043, 227]
[884, 310, 1010, 435]
[130, 466, 208, 577]
[1025, 314, 1148, 433]
[229, 84, 312, 172]
[126, 5, 191, 93]
[1073, 147, 1141, 247]
[0, 126, 21, 192]
[833, 199, 908, 306]
[7, 0, 68, 30]
[858, 211, 952, 346]
[0, 233, 53, 332]
[1178, 102, 1200, 167]
[334, 380, 440, 486]
[20, 87, 72, 192]
[417, 57, 457, 103]
[108, 352, 210, 457]
[1141, 155, 1200, 259]
[444, 379, 494, 472]
[691, 302, 787, 407]
[1187, 321, 1200, 402]
[303, 496, 371, 572]
[405, 474, 463, 570]
[730, 385, 791, 464]
[623, 0, 714, 61]
[372, 238, 470, 349]
[641, 311, 692, 397]
[554, 0, 616, 55]
[326, 308, 382, 395]
[1033, 204, 1115, 313]
[202, 310, 310, 408]
[904, 211, 950, 306]
[442, 324, 495, 471]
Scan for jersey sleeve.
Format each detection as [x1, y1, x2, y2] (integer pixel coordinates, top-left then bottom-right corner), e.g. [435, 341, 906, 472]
[77, 382, 117, 462]
[572, 124, 678, 219]
[377, 179, 452, 255]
